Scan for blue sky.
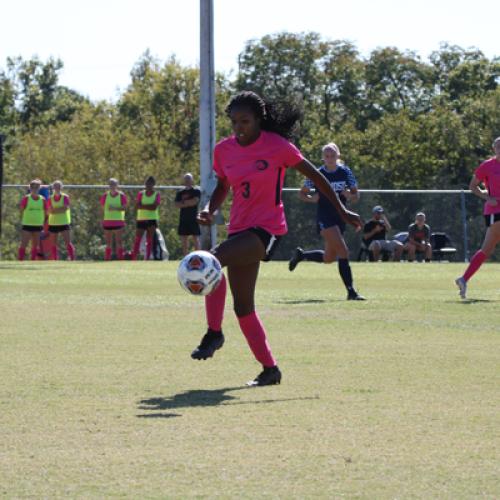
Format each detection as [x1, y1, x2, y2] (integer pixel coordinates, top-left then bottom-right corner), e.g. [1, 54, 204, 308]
[0, 0, 498, 101]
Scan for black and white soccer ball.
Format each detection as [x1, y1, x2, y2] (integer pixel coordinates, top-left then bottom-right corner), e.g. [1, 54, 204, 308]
[177, 250, 223, 296]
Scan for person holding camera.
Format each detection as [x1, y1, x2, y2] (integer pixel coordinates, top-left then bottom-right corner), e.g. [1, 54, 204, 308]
[362, 206, 403, 261]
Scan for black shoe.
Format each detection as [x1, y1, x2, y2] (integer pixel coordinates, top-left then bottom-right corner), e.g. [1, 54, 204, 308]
[289, 247, 304, 272]
[191, 329, 224, 360]
[347, 290, 366, 301]
[247, 366, 282, 386]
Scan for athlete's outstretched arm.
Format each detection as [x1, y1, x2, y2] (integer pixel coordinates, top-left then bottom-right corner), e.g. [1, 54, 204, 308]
[197, 177, 230, 225]
[294, 159, 362, 229]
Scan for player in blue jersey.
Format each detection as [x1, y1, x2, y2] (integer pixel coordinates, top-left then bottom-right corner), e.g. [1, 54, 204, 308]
[289, 142, 365, 300]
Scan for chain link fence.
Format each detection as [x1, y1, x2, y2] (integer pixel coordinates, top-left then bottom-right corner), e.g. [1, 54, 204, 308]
[0, 185, 488, 262]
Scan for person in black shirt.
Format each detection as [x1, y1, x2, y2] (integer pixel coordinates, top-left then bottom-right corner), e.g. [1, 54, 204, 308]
[175, 173, 201, 255]
[362, 206, 403, 261]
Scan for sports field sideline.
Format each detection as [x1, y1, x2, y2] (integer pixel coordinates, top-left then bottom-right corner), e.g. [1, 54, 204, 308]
[0, 261, 498, 498]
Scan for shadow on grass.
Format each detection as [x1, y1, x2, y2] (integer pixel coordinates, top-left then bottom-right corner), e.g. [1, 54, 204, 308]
[137, 386, 319, 419]
[0, 264, 63, 271]
[275, 298, 329, 304]
[445, 298, 496, 304]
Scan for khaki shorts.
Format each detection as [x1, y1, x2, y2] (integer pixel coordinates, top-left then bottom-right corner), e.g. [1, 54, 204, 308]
[368, 240, 401, 252]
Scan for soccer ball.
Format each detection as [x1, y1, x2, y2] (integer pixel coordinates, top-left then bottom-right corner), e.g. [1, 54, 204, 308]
[177, 250, 223, 296]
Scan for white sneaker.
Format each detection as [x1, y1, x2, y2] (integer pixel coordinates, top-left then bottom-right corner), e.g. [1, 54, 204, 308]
[455, 277, 467, 299]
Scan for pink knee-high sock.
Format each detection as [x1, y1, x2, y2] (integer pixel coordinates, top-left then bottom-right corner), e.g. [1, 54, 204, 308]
[132, 235, 141, 259]
[117, 247, 125, 260]
[51, 246, 58, 260]
[146, 234, 153, 260]
[463, 250, 487, 282]
[205, 274, 226, 331]
[30, 247, 38, 260]
[18, 247, 26, 261]
[66, 243, 76, 260]
[105, 247, 112, 261]
[237, 311, 276, 368]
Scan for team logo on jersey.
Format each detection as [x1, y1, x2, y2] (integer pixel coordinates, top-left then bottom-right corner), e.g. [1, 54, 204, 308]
[255, 160, 269, 171]
[332, 181, 347, 192]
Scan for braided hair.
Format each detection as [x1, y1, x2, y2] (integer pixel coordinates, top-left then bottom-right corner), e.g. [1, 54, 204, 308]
[225, 91, 302, 140]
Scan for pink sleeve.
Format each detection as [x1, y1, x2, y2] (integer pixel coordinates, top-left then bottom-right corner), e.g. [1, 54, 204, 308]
[120, 193, 127, 206]
[281, 140, 304, 168]
[99, 194, 106, 206]
[20, 197, 28, 209]
[136, 192, 142, 203]
[46, 198, 53, 209]
[155, 193, 161, 205]
[213, 146, 226, 180]
[63, 195, 70, 207]
[43, 199, 49, 210]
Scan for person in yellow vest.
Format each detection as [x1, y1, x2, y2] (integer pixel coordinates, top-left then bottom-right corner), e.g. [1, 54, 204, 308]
[100, 178, 127, 260]
[47, 180, 76, 260]
[18, 179, 48, 260]
[131, 176, 161, 260]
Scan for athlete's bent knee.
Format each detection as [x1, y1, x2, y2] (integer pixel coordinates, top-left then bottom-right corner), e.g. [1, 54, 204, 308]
[233, 303, 254, 318]
[323, 254, 336, 264]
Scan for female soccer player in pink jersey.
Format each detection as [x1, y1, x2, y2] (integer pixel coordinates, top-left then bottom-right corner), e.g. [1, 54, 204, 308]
[100, 178, 127, 260]
[191, 91, 361, 386]
[18, 179, 48, 261]
[47, 180, 76, 260]
[456, 137, 500, 299]
[131, 176, 161, 260]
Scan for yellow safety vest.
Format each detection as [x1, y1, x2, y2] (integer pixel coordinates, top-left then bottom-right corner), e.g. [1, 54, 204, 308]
[48, 193, 71, 226]
[137, 190, 159, 221]
[103, 191, 126, 221]
[21, 195, 45, 226]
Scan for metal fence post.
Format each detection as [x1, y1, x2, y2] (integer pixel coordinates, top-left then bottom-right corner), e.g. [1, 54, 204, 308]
[460, 190, 469, 262]
[0, 134, 5, 253]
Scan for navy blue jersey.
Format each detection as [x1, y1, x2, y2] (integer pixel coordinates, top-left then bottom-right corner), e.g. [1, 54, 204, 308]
[304, 164, 357, 217]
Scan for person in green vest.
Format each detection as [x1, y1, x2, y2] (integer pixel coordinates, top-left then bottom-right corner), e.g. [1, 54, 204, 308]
[99, 178, 128, 260]
[18, 179, 48, 260]
[47, 180, 76, 260]
[131, 176, 161, 260]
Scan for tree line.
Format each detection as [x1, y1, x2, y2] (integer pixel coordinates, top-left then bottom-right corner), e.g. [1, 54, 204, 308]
[0, 33, 499, 259]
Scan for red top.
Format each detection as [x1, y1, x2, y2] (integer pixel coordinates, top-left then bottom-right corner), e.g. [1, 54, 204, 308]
[213, 130, 304, 235]
[475, 157, 500, 215]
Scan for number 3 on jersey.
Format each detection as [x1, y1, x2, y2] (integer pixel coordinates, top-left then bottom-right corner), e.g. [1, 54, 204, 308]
[241, 181, 250, 199]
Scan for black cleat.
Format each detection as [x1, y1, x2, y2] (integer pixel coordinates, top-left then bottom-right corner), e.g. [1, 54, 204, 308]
[289, 247, 304, 272]
[191, 329, 224, 360]
[347, 290, 366, 301]
[247, 365, 282, 387]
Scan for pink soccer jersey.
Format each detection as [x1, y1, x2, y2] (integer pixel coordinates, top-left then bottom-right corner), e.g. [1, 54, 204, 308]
[213, 130, 304, 235]
[475, 157, 500, 215]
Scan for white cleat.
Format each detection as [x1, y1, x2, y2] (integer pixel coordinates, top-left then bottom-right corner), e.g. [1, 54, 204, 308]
[455, 277, 467, 299]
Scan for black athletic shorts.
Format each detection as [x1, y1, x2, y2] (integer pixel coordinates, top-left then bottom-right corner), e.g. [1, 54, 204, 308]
[48, 224, 70, 233]
[103, 225, 124, 231]
[178, 220, 201, 236]
[137, 220, 158, 230]
[228, 227, 281, 262]
[316, 209, 346, 235]
[484, 213, 500, 227]
[22, 225, 43, 232]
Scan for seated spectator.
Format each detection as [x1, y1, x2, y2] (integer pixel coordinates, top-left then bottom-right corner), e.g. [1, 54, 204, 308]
[405, 212, 432, 262]
[362, 206, 403, 261]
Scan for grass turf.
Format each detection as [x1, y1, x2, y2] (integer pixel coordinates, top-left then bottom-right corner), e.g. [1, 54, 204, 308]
[0, 261, 498, 498]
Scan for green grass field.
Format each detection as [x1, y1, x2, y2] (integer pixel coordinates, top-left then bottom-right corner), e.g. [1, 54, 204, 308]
[0, 260, 498, 498]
